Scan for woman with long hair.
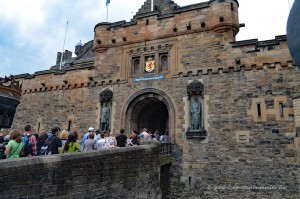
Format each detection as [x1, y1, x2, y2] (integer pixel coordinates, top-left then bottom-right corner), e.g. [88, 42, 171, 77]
[36, 132, 48, 156]
[62, 133, 81, 153]
[4, 130, 23, 159]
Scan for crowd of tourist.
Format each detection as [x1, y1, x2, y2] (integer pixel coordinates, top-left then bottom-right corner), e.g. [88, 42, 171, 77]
[0, 125, 169, 160]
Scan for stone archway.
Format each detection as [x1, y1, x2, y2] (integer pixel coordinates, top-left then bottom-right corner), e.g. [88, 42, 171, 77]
[121, 88, 176, 142]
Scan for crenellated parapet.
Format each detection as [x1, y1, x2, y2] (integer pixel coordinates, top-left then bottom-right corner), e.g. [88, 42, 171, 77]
[94, 0, 240, 54]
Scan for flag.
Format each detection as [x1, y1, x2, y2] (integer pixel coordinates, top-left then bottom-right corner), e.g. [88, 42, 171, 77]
[106, 0, 110, 6]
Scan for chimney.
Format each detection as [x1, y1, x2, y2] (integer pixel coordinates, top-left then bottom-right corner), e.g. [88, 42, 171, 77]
[56, 52, 62, 65]
[56, 50, 72, 65]
[63, 50, 72, 61]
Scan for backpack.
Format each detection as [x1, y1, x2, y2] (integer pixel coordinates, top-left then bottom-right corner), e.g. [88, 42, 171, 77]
[40, 137, 53, 155]
[21, 134, 33, 157]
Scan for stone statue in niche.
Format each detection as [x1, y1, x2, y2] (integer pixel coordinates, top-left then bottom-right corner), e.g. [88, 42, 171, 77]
[190, 97, 201, 130]
[100, 102, 110, 131]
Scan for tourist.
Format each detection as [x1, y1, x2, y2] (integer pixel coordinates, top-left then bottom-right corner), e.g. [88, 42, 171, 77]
[140, 128, 151, 140]
[162, 131, 169, 143]
[94, 129, 101, 142]
[116, 129, 127, 147]
[0, 128, 9, 143]
[72, 131, 80, 144]
[4, 130, 23, 159]
[22, 124, 37, 156]
[60, 130, 69, 147]
[62, 133, 81, 153]
[128, 130, 140, 146]
[36, 132, 48, 156]
[153, 131, 160, 140]
[97, 132, 106, 150]
[84, 132, 97, 151]
[81, 127, 95, 150]
[46, 126, 62, 154]
[107, 131, 117, 147]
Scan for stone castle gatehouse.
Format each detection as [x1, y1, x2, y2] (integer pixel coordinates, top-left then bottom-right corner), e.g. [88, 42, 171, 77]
[10, 0, 300, 198]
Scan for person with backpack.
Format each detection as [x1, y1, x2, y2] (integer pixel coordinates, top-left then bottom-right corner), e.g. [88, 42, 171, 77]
[4, 130, 23, 159]
[40, 127, 62, 155]
[62, 133, 81, 153]
[22, 124, 37, 157]
[36, 132, 48, 156]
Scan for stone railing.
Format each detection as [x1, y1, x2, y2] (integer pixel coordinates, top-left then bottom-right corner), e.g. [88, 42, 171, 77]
[0, 142, 162, 199]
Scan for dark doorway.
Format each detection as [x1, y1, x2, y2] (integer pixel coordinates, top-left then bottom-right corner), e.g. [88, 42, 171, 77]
[131, 98, 169, 134]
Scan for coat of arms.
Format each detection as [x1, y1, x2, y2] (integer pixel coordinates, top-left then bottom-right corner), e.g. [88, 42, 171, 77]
[145, 57, 155, 72]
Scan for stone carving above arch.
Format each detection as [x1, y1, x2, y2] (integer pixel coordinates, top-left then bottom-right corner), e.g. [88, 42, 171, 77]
[99, 89, 113, 104]
[187, 80, 204, 98]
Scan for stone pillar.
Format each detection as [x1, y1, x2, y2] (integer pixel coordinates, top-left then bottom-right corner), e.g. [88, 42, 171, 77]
[292, 94, 300, 163]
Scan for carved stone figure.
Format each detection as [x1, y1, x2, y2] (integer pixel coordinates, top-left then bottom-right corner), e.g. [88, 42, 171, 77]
[190, 97, 201, 130]
[100, 102, 110, 131]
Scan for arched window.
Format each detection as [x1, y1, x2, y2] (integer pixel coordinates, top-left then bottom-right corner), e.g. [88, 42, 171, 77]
[160, 54, 168, 72]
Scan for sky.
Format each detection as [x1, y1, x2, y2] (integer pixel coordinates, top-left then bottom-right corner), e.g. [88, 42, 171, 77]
[0, 0, 295, 76]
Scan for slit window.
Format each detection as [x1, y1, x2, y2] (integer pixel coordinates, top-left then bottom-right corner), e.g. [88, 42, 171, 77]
[279, 103, 284, 117]
[68, 120, 72, 132]
[37, 122, 41, 132]
[257, 103, 261, 118]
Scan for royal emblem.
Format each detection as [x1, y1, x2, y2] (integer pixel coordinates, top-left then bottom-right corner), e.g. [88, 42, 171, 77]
[145, 57, 155, 72]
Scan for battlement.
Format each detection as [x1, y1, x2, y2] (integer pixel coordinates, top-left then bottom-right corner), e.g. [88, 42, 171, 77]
[94, 0, 240, 53]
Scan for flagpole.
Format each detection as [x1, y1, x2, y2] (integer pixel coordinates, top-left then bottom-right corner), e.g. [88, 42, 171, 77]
[106, 4, 109, 22]
[59, 21, 69, 70]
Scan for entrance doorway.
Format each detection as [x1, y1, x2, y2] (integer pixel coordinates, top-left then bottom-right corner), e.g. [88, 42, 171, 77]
[122, 88, 175, 141]
[132, 98, 168, 134]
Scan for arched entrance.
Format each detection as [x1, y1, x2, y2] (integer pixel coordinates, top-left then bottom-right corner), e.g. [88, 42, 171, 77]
[121, 88, 176, 141]
[132, 98, 168, 134]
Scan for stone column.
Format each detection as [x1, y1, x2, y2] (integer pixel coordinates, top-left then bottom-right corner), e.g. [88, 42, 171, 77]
[292, 94, 300, 163]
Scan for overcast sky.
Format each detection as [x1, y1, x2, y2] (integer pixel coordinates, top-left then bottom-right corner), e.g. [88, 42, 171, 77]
[0, 0, 294, 76]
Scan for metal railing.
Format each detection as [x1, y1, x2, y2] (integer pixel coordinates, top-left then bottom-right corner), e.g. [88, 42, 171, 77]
[160, 142, 172, 165]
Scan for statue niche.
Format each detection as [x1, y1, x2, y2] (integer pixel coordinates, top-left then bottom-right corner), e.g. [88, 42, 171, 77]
[100, 102, 110, 131]
[99, 89, 113, 131]
[186, 80, 207, 139]
[190, 97, 201, 130]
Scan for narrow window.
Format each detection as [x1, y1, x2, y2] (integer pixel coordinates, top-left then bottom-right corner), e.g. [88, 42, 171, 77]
[231, 3, 234, 10]
[257, 103, 261, 118]
[279, 103, 284, 117]
[134, 59, 140, 74]
[68, 120, 72, 132]
[37, 123, 41, 132]
[160, 55, 168, 72]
